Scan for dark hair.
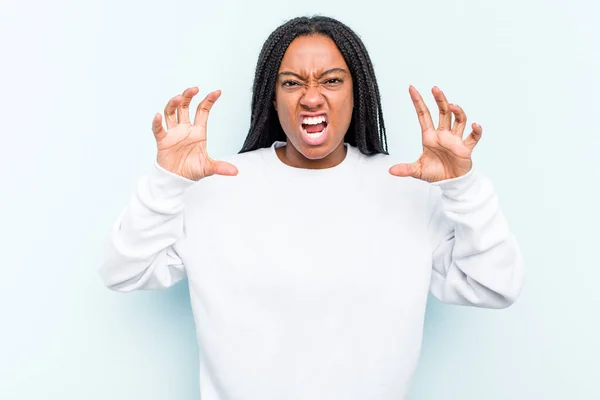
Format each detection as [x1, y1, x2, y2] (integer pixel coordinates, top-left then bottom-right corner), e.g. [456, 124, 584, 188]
[239, 16, 388, 155]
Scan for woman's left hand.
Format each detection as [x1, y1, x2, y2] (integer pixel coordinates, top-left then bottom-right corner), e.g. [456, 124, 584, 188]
[389, 86, 483, 182]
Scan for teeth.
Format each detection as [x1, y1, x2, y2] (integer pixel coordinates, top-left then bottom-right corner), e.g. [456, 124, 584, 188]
[302, 115, 326, 125]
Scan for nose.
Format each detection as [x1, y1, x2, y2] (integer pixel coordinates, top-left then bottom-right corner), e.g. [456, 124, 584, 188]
[300, 85, 324, 110]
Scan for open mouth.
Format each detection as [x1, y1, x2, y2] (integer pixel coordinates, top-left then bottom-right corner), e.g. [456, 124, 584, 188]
[301, 114, 328, 139]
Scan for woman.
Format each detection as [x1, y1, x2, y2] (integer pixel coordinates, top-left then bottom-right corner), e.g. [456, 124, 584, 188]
[100, 16, 524, 400]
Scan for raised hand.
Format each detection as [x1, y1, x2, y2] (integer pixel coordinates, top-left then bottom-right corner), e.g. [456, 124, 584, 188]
[152, 87, 238, 181]
[389, 86, 483, 182]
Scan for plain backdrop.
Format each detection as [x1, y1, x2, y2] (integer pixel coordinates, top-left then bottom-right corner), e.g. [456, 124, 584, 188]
[1, 0, 598, 398]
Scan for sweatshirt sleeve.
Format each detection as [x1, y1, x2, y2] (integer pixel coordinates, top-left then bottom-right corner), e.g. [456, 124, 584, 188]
[99, 161, 197, 292]
[426, 167, 524, 308]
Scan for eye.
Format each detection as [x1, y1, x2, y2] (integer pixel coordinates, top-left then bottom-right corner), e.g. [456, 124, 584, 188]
[324, 78, 343, 85]
[282, 80, 300, 87]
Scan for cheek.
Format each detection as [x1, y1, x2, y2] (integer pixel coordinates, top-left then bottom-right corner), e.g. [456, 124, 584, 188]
[334, 89, 354, 124]
[276, 99, 297, 126]
[347, 83, 354, 111]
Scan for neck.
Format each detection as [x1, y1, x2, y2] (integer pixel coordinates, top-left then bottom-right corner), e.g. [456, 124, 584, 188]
[276, 141, 347, 169]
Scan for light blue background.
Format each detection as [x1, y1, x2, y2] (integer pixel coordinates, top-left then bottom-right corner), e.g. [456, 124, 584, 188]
[1, 0, 598, 398]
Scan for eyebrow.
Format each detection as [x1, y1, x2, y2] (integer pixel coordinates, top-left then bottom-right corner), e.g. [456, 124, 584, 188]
[277, 68, 348, 80]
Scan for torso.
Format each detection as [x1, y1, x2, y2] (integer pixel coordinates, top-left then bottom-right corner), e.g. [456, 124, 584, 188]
[175, 142, 435, 399]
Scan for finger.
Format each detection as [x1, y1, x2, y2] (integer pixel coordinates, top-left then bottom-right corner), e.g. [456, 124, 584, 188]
[449, 103, 467, 137]
[177, 86, 199, 125]
[209, 160, 238, 177]
[409, 86, 435, 134]
[389, 162, 419, 178]
[432, 86, 452, 131]
[164, 95, 183, 129]
[194, 90, 222, 128]
[464, 123, 483, 150]
[151, 113, 167, 141]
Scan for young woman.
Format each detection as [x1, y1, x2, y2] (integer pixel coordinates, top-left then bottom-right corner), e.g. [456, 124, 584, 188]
[100, 15, 524, 400]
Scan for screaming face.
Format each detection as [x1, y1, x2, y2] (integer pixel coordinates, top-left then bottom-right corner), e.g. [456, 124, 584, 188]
[274, 34, 354, 169]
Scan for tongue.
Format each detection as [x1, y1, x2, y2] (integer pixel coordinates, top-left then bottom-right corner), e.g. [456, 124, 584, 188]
[303, 122, 327, 133]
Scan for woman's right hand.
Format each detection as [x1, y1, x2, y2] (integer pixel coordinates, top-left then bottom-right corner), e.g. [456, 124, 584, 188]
[152, 86, 238, 181]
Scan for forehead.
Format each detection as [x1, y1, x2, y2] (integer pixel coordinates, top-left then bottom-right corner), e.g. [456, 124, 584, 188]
[278, 35, 348, 73]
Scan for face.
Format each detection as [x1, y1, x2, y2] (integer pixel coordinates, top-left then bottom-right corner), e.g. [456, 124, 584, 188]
[273, 34, 354, 168]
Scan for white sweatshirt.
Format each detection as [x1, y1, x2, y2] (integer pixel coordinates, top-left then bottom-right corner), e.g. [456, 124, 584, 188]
[100, 141, 524, 400]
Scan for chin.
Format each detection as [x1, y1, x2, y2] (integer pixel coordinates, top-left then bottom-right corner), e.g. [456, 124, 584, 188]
[292, 137, 338, 160]
[301, 145, 334, 160]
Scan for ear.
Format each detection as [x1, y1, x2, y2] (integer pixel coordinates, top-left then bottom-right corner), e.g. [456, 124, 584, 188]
[272, 99, 277, 111]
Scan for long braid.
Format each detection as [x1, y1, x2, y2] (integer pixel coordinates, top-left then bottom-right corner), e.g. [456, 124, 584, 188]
[336, 26, 386, 154]
[240, 16, 388, 156]
[243, 21, 303, 150]
[333, 28, 372, 152]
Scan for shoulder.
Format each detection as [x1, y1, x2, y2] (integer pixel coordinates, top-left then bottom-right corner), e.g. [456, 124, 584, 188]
[221, 146, 270, 170]
[347, 147, 433, 222]
[355, 148, 429, 193]
[184, 146, 270, 200]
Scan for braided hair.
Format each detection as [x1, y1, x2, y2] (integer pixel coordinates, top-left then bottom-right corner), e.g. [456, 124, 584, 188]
[239, 16, 388, 155]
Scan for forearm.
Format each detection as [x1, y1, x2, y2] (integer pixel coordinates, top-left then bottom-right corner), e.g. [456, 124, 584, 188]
[99, 162, 195, 291]
[428, 168, 525, 308]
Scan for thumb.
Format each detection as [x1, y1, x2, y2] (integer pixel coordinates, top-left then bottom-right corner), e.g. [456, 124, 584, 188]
[210, 161, 239, 177]
[389, 162, 419, 178]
